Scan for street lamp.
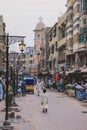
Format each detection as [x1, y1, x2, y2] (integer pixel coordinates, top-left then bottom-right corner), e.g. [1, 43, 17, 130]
[12, 53, 17, 107]
[19, 40, 26, 53]
[19, 41, 26, 72]
[0, 34, 25, 126]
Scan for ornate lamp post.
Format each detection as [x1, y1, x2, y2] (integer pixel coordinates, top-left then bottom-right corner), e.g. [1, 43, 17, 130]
[0, 34, 25, 126]
[19, 42, 26, 82]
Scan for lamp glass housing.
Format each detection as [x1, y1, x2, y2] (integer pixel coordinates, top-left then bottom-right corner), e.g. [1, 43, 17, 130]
[19, 42, 26, 52]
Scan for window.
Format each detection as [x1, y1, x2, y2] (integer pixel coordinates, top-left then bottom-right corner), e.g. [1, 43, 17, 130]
[83, 28, 87, 41]
[49, 61, 52, 69]
[49, 33, 52, 41]
[83, 18, 86, 24]
[55, 42, 57, 51]
[49, 47, 50, 55]
[30, 60, 32, 64]
[38, 34, 40, 37]
[77, 24, 79, 28]
[51, 44, 54, 54]
[53, 27, 56, 37]
[30, 54, 32, 57]
[82, 0, 87, 11]
[79, 34, 83, 43]
[77, 5, 80, 12]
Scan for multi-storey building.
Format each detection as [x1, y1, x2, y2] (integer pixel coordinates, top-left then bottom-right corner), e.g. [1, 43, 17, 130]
[66, 0, 87, 71]
[48, 22, 58, 77]
[66, 0, 74, 70]
[0, 15, 6, 72]
[73, 0, 80, 70]
[40, 27, 51, 79]
[79, 0, 87, 68]
[25, 47, 34, 77]
[58, 12, 67, 71]
[33, 17, 46, 78]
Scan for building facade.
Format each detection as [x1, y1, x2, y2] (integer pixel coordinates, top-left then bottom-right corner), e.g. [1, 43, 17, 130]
[25, 47, 34, 77]
[0, 15, 6, 72]
[33, 17, 46, 78]
[33, 0, 87, 81]
[48, 23, 58, 77]
[58, 12, 67, 71]
[66, 0, 87, 71]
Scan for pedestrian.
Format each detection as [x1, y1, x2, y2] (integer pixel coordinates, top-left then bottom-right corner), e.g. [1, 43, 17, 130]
[48, 79, 51, 88]
[59, 78, 64, 92]
[41, 79, 45, 89]
[41, 89, 48, 113]
[17, 86, 21, 96]
[21, 80, 26, 96]
[36, 79, 42, 96]
[0, 80, 3, 101]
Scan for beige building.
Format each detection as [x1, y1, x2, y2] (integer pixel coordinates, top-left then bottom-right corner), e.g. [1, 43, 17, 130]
[0, 15, 6, 72]
[78, 0, 87, 68]
[25, 47, 35, 77]
[65, 0, 87, 71]
[58, 12, 67, 71]
[48, 22, 58, 76]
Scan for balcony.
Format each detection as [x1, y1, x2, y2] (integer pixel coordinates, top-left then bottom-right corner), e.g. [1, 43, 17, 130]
[73, 0, 80, 8]
[67, 9, 73, 17]
[58, 37, 66, 48]
[73, 13, 80, 21]
[66, 20, 73, 28]
[58, 59, 65, 64]
[58, 13, 66, 27]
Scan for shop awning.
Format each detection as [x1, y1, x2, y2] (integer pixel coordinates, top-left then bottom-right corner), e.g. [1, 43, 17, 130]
[80, 68, 87, 73]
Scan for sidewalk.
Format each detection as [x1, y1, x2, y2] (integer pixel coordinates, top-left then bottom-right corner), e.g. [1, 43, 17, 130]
[0, 100, 5, 128]
[0, 97, 25, 130]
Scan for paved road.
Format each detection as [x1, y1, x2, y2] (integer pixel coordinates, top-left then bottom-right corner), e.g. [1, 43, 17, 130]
[14, 90, 87, 130]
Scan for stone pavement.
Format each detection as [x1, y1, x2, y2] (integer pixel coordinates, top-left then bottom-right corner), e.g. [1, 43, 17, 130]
[0, 100, 5, 128]
[0, 91, 87, 130]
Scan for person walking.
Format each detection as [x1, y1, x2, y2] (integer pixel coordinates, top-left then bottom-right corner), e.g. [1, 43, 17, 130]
[21, 80, 26, 96]
[36, 79, 42, 96]
[41, 79, 45, 90]
[0, 80, 3, 101]
[41, 89, 48, 113]
[59, 77, 64, 92]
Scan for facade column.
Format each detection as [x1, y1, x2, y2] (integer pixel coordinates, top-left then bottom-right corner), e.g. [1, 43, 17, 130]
[75, 52, 79, 70]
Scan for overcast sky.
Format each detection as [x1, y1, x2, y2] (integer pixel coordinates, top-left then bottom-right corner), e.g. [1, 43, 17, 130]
[0, 0, 67, 52]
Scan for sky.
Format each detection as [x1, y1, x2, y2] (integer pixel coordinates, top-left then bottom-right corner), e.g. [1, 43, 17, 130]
[0, 0, 67, 52]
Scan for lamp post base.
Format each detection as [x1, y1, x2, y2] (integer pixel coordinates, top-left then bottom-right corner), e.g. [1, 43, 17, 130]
[12, 103, 18, 107]
[3, 120, 11, 126]
[2, 120, 14, 130]
[12, 100, 18, 107]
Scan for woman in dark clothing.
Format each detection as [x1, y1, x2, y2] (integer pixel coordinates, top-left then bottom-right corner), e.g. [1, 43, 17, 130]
[21, 80, 26, 96]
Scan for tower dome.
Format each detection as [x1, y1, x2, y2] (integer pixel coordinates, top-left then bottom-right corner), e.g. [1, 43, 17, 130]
[35, 17, 45, 30]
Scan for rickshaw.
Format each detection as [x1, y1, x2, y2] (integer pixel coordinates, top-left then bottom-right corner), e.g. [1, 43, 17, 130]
[25, 77, 34, 94]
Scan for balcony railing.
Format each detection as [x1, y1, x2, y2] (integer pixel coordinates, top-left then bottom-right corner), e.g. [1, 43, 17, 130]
[58, 37, 66, 48]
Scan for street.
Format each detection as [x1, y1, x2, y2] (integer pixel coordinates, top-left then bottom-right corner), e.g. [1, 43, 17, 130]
[14, 90, 87, 130]
[0, 90, 87, 130]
